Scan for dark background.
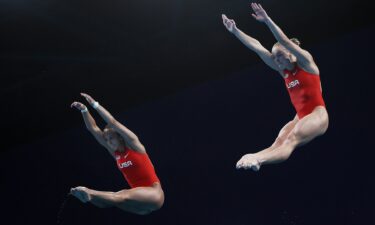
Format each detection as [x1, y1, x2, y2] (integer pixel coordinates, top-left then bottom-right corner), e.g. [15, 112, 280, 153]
[1, 0, 374, 225]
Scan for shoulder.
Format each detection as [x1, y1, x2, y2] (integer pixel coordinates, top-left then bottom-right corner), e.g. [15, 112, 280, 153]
[297, 61, 320, 75]
[125, 143, 147, 154]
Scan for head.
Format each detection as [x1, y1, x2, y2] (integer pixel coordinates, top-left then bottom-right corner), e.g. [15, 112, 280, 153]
[103, 125, 124, 150]
[271, 38, 301, 70]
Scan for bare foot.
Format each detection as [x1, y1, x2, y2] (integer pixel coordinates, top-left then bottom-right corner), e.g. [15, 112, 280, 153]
[236, 154, 261, 171]
[70, 186, 92, 203]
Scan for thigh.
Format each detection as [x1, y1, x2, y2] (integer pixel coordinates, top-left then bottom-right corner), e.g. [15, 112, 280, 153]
[293, 106, 329, 146]
[116, 184, 164, 213]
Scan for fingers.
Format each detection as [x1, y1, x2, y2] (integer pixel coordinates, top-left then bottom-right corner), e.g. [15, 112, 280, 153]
[252, 3, 260, 11]
[81, 93, 96, 104]
[71, 102, 80, 108]
[223, 20, 235, 31]
[71, 101, 86, 111]
[72, 94, 91, 110]
[222, 16, 229, 25]
[81, 93, 91, 99]
[251, 3, 263, 14]
[222, 14, 231, 21]
[221, 14, 234, 26]
[251, 2, 257, 11]
[80, 93, 89, 100]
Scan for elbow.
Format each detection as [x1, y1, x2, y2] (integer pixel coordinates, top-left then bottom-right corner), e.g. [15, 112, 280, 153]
[107, 118, 118, 126]
[87, 126, 99, 133]
[128, 135, 140, 143]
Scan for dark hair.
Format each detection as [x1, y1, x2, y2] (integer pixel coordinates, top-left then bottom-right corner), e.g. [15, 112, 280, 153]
[273, 38, 301, 48]
[290, 38, 301, 46]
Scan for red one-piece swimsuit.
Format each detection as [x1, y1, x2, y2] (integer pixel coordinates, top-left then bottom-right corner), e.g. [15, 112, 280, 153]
[283, 65, 326, 119]
[115, 146, 160, 188]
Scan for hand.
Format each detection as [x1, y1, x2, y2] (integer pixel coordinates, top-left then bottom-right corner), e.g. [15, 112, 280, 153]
[236, 153, 261, 171]
[250, 3, 270, 23]
[80, 93, 96, 106]
[71, 101, 87, 111]
[222, 14, 237, 33]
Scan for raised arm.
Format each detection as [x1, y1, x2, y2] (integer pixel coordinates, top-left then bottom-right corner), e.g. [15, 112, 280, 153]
[250, 3, 315, 68]
[222, 14, 279, 71]
[80, 93, 145, 153]
[71, 101, 113, 156]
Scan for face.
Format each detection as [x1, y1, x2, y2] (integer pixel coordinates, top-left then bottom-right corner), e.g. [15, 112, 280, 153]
[271, 45, 295, 70]
[103, 128, 122, 150]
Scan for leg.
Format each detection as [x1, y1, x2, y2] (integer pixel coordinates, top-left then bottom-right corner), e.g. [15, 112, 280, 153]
[70, 187, 119, 208]
[236, 116, 298, 171]
[259, 106, 329, 165]
[71, 183, 164, 215]
[114, 183, 164, 215]
[256, 116, 299, 156]
[237, 106, 329, 170]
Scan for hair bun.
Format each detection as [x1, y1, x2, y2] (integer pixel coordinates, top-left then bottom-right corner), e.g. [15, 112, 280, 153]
[291, 38, 301, 46]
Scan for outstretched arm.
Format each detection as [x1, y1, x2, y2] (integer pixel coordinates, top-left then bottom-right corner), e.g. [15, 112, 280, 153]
[80, 93, 145, 153]
[250, 3, 314, 67]
[71, 101, 113, 156]
[222, 14, 279, 71]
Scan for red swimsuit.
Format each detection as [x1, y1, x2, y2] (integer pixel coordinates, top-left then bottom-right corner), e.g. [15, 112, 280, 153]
[283, 65, 326, 119]
[115, 146, 160, 188]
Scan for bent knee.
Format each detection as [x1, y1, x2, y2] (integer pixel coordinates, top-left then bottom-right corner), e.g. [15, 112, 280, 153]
[152, 191, 165, 210]
[312, 108, 329, 136]
[278, 149, 293, 163]
[134, 198, 164, 215]
[298, 119, 329, 140]
[321, 118, 329, 135]
[128, 190, 164, 212]
[148, 190, 165, 212]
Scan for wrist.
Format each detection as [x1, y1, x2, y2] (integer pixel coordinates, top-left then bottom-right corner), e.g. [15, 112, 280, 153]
[264, 17, 272, 25]
[81, 107, 88, 113]
[92, 101, 99, 109]
[232, 27, 240, 36]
